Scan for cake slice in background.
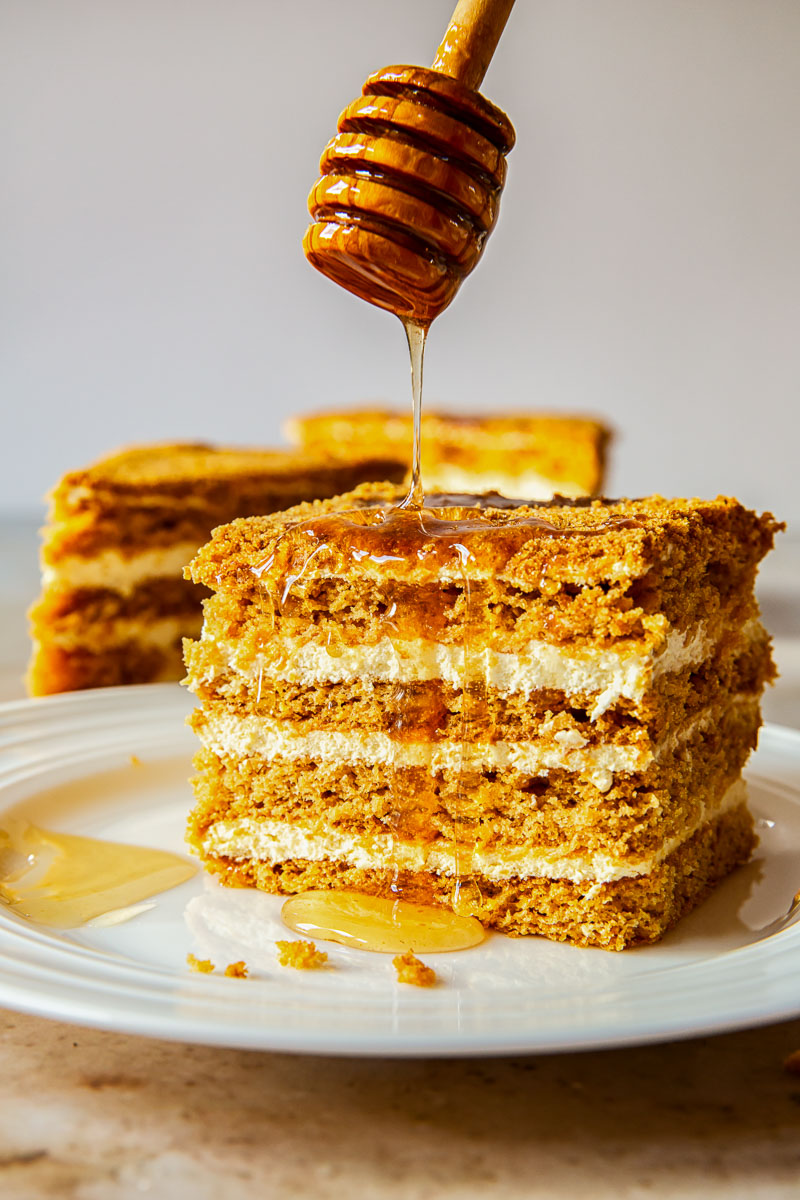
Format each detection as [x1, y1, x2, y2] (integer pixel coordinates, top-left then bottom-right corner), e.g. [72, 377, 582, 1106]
[183, 483, 780, 950]
[27, 443, 405, 695]
[286, 407, 612, 498]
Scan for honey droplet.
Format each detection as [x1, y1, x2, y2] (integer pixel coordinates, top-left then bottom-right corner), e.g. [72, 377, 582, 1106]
[324, 628, 345, 658]
[451, 877, 483, 916]
[281, 889, 485, 954]
[0, 823, 196, 929]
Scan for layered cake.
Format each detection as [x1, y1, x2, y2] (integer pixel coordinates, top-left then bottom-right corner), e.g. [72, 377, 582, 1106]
[286, 407, 611, 498]
[28, 443, 404, 695]
[184, 483, 780, 950]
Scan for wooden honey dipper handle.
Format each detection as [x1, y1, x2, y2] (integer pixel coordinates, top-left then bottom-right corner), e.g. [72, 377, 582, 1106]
[432, 0, 516, 92]
[304, 2, 517, 322]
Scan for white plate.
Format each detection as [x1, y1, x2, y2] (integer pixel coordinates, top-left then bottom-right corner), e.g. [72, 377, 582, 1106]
[1, 684, 799, 1057]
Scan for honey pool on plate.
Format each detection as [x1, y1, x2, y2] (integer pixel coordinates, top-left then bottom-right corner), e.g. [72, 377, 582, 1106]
[282, 890, 485, 955]
[0, 821, 196, 929]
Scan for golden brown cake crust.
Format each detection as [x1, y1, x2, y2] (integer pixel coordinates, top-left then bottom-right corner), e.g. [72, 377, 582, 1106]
[43, 444, 406, 560]
[196, 804, 756, 951]
[183, 486, 780, 951]
[183, 625, 773, 737]
[187, 483, 782, 599]
[186, 698, 759, 865]
[28, 640, 187, 695]
[50, 441, 404, 495]
[188, 570, 765, 663]
[28, 442, 406, 695]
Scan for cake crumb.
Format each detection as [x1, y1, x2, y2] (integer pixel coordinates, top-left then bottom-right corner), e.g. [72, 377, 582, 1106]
[276, 939, 328, 969]
[187, 954, 214, 974]
[224, 960, 249, 979]
[783, 1050, 800, 1075]
[129, 754, 142, 767]
[393, 951, 437, 987]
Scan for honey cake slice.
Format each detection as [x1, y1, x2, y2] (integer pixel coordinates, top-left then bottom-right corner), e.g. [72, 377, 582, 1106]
[28, 443, 404, 695]
[286, 407, 612, 498]
[184, 483, 781, 950]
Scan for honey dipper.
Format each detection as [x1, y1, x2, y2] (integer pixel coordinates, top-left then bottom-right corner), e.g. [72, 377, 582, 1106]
[303, 0, 516, 326]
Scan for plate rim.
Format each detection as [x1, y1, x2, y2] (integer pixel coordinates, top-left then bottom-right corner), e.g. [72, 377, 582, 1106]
[0, 683, 799, 1058]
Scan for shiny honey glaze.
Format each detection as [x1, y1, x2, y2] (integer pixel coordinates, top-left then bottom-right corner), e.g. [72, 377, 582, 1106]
[265, 497, 640, 952]
[0, 821, 196, 929]
[255, 491, 640, 590]
[281, 890, 485, 954]
[267, 499, 532, 952]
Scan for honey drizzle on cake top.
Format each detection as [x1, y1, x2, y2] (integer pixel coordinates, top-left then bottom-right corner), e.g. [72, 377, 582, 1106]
[248, 487, 645, 953]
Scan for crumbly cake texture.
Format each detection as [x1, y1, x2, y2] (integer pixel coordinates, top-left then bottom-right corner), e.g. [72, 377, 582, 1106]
[186, 954, 214, 974]
[286, 407, 611, 498]
[27, 442, 405, 695]
[393, 952, 437, 987]
[184, 483, 782, 951]
[276, 940, 328, 970]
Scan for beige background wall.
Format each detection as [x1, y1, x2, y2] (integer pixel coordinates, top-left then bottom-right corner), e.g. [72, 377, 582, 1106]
[2, 0, 798, 519]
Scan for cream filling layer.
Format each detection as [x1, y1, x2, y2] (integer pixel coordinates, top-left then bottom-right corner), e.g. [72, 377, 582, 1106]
[194, 697, 757, 792]
[45, 614, 201, 652]
[201, 621, 722, 720]
[422, 464, 586, 501]
[42, 542, 200, 595]
[201, 780, 748, 886]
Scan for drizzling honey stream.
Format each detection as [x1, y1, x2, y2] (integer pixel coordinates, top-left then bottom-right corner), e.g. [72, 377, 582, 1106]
[282, 0, 518, 953]
[400, 320, 427, 508]
[304, 0, 516, 505]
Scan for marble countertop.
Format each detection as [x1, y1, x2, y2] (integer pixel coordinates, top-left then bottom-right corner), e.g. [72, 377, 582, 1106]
[1, 516, 799, 1200]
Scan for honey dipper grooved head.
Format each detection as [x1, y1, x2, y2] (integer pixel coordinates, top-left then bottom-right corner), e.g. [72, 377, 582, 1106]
[303, 66, 515, 326]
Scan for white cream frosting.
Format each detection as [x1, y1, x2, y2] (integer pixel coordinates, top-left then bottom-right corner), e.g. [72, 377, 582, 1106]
[194, 697, 757, 793]
[42, 541, 200, 595]
[202, 622, 717, 720]
[197, 710, 639, 787]
[201, 779, 748, 886]
[46, 614, 200, 652]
